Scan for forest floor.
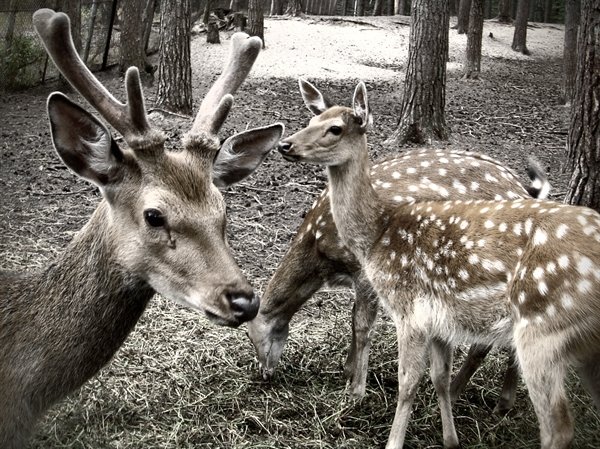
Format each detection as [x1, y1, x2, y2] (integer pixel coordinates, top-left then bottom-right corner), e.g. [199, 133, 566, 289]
[1, 14, 599, 449]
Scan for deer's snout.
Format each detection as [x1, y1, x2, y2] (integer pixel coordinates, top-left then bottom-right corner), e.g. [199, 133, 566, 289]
[277, 141, 292, 153]
[277, 141, 300, 162]
[226, 290, 259, 324]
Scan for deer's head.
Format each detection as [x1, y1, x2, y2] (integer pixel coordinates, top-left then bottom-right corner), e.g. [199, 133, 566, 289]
[34, 9, 283, 327]
[278, 79, 372, 166]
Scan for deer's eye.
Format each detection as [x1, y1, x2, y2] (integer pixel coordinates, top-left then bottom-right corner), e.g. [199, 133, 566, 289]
[144, 209, 166, 228]
[328, 126, 343, 136]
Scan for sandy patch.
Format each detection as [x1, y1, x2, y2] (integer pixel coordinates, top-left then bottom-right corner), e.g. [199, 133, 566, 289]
[191, 15, 564, 84]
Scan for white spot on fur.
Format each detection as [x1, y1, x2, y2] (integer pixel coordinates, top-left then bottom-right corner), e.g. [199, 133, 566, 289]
[513, 223, 522, 235]
[484, 220, 494, 229]
[558, 255, 570, 269]
[498, 223, 507, 232]
[538, 281, 549, 295]
[532, 267, 544, 280]
[468, 254, 479, 264]
[533, 228, 548, 246]
[556, 224, 568, 239]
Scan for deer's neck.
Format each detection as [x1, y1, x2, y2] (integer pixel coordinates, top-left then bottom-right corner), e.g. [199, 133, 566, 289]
[326, 139, 387, 260]
[6, 201, 154, 410]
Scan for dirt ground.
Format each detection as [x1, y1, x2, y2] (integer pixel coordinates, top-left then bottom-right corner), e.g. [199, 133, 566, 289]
[1, 15, 598, 449]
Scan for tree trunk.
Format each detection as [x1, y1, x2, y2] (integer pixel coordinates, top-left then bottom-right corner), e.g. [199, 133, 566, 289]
[565, 0, 600, 210]
[497, 0, 512, 23]
[543, 0, 552, 23]
[156, 0, 193, 115]
[207, 21, 221, 43]
[62, 0, 82, 53]
[248, 0, 265, 47]
[142, 0, 157, 53]
[386, 0, 394, 15]
[563, 0, 581, 105]
[230, 0, 243, 10]
[386, 0, 450, 145]
[203, 0, 213, 24]
[270, 0, 284, 15]
[355, 0, 366, 15]
[342, 0, 350, 14]
[83, 0, 99, 64]
[373, 0, 383, 15]
[455, 0, 472, 33]
[511, 0, 531, 54]
[3, 0, 18, 48]
[119, 0, 146, 73]
[286, 0, 304, 16]
[464, 0, 483, 79]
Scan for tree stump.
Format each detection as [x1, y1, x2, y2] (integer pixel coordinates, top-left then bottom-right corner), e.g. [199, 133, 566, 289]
[233, 12, 246, 31]
[207, 21, 220, 43]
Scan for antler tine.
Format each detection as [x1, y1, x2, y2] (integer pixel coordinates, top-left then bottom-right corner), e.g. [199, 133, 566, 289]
[189, 32, 262, 137]
[33, 9, 162, 149]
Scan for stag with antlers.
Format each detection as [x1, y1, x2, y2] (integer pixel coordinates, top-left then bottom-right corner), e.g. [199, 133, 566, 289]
[0, 9, 283, 448]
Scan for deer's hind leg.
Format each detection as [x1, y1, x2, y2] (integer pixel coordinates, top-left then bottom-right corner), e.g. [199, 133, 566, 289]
[515, 336, 574, 449]
[576, 351, 600, 411]
[430, 338, 459, 449]
[386, 321, 428, 449]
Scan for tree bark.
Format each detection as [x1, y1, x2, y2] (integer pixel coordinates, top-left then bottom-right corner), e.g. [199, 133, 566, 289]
[395, 0, 405, 15]
[464, 0, 483, 79]
[83, 0, 99, 64]
[543, 0, 552, 23]
[565, 0, 600, 210]
[355, 0, 366, 16]
[270, 0, 285, 15]
[3, 0, 18, 48]
[156, 0, 193, 115]
[497, 0, 512, 23]
[207, 21, 221, 43]
[386, 0, 450, 145]
[563, 0, 581, 105]
[373, 0, 383, 15]
[286, 0, 304, 16]
[248, 0, 265, 47]
[455, 0, 472, 33]
[62, 0, 82, 53]
[511, 0, 531, 54]
[142, 0, 157, 53]
[119, 0, 146, 73]
[203, 0, 213, 24]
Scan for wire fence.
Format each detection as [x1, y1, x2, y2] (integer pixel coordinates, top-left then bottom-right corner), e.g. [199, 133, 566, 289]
[0, 0, 120, 90]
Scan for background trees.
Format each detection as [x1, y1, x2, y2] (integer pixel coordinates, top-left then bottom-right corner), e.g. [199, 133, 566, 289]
[387, 0, 450, 144]
[156, 0, 193, 114]
[565, 0, 600, 210]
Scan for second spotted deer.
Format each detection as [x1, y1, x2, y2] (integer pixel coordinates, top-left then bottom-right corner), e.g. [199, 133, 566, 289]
[277, 79, 600, 449]
[248, 146, 548, 410]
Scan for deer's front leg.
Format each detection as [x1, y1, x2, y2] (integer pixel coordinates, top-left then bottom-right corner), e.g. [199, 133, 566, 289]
[345, 273, 379, 399]
[430, 339, 459, 449]
[386, 322, 428, 449]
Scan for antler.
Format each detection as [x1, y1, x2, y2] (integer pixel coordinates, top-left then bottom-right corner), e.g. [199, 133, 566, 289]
[188, 32, 262, 138]
[33, 9, 163, 150]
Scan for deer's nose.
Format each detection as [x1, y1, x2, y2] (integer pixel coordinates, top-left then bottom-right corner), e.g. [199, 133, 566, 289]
[277, 141, 292, 154]
[227, 290, 259, 324]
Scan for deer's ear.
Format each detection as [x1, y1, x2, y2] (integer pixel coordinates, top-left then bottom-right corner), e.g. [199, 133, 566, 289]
[352, 81, 373, 131]
[213, 123, 285, 187]
[47, 92, 124, 187]
[299, 78, 330, 115]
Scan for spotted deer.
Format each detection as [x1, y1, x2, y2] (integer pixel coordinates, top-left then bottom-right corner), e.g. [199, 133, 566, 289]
[248, 147, 548, 409]
[276, 80, 600, 449]
[0, 9, 283, 449]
